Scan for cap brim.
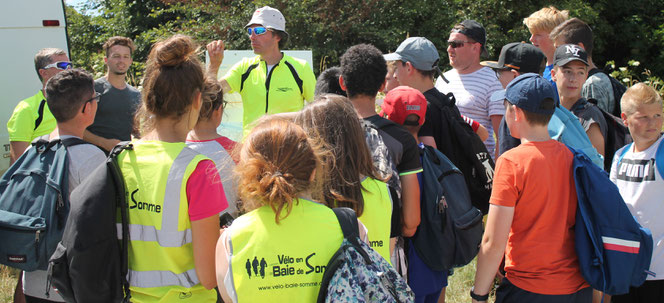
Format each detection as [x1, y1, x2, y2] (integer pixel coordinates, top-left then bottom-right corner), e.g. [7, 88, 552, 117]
[383, 53, 403, 62]
[555, 58, 589, 67]
[490, 89, 506, 103]
[481, 61, 504, 69]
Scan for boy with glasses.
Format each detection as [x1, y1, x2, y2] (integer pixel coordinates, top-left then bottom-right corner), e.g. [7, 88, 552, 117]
[7, 48, 71, 164]
[22, 68, 105, 303]
[434, 20, 503, 159]
[206, 6, 316, 136]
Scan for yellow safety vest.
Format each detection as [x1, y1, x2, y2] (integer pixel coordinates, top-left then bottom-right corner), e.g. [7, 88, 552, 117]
[228, 199, 343, 302]
[358, 177, 392, 263]
[117, 141, 216, 302]
[223, 54, 316, 137]
[7, 90, 56, 142]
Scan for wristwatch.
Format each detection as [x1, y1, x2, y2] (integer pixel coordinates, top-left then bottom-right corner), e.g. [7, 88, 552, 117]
[470, 286, 489, 301]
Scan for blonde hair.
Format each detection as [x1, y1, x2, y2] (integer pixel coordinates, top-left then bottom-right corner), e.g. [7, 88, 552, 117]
[235, 118, 324, 223]
[523, 6, 569, 33]
[621, 83, 663, 116]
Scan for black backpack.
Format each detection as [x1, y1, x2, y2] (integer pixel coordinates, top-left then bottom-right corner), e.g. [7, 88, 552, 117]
[427, 89, 495, 214]
[588, 68, 627, 117]
[48, 143, 132, 302]
[0, 138, 86, 271]
[412, 145, 483, 271]
[586, 99, 633, 171]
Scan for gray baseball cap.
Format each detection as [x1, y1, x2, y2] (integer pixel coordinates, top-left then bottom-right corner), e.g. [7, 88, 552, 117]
[384, 37, 440, 71]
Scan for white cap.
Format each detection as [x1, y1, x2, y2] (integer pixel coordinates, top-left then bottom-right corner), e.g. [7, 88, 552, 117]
[245, 6, 287, 34]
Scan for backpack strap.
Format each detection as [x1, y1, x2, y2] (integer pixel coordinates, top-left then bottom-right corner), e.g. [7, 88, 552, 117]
[331, 208, 372, 263]
[107, 142, 133, 302]
[34, 99, 46, 130]
[240, 63, 260, 92]
[60, 137, 88, 148]
[616, 143, 632, 166]
[656, 137, 664, 180]
[283, 60, 304, 95]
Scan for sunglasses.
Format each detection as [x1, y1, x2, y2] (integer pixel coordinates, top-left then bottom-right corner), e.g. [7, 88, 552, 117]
[43, 61, 73, 70]
[81, 92, 102, 113]
[247, 27, 268, 37]
[447, 40, 474, 49]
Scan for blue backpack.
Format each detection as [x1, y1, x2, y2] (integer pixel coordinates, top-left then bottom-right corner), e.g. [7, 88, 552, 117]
[568, 145, 654, 295]
[412, 145, 483, 271]
[615, 137, 664, 179]
[0, 138, 86, 271]
[550, 106, 604, 168]
[317, 208, 414, 303]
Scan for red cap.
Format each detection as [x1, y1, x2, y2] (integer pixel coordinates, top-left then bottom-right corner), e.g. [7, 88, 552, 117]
[380, 86, 427, 126]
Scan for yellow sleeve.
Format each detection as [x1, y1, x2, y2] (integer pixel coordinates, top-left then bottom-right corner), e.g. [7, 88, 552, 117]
[301, 61, 316, 102]
[7, 100, 36, 142]
[222, 59, 248, 94]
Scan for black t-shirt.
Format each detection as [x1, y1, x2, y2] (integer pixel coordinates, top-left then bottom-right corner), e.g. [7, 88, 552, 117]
[418, 88, 447, 144]
[363, 115, 422, 176]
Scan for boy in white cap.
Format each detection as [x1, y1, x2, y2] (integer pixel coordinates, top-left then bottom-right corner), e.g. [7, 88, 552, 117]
[206, 6, 316, 136]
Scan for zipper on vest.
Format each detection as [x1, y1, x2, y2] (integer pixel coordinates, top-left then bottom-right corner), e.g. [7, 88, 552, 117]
[264, 61, 280, 113]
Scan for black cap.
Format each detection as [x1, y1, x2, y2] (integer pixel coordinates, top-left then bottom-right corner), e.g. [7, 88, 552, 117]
[454, 20, 488, 57]
[553, 44, 589, 67]
[481, 42, 546, 74]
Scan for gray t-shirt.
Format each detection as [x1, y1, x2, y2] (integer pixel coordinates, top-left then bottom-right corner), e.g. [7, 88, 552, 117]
[582, 70, 615, 114]
[23, 135, 106, 301]
[571, 98, 608, 145]
[89, 77, 141, 141]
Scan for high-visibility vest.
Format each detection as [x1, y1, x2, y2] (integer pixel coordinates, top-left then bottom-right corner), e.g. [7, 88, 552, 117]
[7, 90, 56, 142]
[223, 54, 316, 137]
[359, 177, 392, 263]
[117, 141, 216, 302]
[228, 199, 343, 302]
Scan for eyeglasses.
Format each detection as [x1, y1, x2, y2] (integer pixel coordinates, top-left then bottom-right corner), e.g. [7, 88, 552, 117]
[447, 40, 474, 49]
[81, 92, 102, 113]
[247, 27, 268, 37]
[43, 61, 73, 70]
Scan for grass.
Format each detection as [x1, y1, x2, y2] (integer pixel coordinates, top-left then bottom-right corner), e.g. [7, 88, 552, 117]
[1, 266, 19, 302]
[0, 260, 493, 303]
[446, 258, 496, 303]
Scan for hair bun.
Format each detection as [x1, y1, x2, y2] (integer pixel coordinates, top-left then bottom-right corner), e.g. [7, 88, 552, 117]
[152, 34, 198, 67]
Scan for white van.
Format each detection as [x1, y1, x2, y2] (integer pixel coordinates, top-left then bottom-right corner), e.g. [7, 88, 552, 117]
[0, 0, 69, 174]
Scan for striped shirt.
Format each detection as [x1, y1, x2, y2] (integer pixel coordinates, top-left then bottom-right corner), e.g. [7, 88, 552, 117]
[435, 67, 503, 158]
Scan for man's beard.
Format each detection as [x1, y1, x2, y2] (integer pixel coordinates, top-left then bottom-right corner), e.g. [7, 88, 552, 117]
[112, 70, 127, 76]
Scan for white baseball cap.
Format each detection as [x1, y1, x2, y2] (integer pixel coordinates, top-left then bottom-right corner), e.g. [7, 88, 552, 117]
[245, 6, 287, 34]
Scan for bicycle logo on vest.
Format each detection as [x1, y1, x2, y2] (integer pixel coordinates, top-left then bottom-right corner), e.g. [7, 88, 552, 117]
[244, 253, 327, 279]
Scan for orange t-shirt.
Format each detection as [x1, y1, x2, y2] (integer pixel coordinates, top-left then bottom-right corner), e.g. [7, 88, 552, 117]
[491, 140, 589, 295]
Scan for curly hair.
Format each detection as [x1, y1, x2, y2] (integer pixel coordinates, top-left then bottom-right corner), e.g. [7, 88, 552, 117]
[235, 118, 324, 223]
[340, 44, 387, 98]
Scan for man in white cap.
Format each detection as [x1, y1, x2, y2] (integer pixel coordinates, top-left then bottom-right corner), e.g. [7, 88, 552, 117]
[207, 6, 316, 136]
